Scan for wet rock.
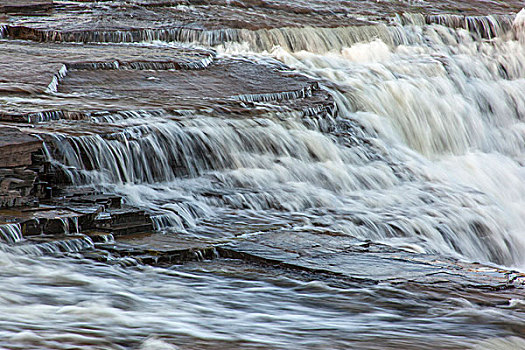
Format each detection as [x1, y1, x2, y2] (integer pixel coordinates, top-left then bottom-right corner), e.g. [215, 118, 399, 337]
[0, 40, 216, 118]
[0, 207, 84, 235]
[61, 224, 524, 308]
[95, 208, 154, 237]
[56, 58, 326, 111]
[224, 235, 524, 306]
[68, 193, 122, 209]
[4, 0, 371, 43]
[0, 0, 53, 14]
[211, 229, 525, 304]
[3, 0, 523, 45]
[0, 127, 42, 207]
[0, 127, 42, 168]
[15, 234, 95, 255]
[99, 233, 216, 265]
[0, 40, 331, 119]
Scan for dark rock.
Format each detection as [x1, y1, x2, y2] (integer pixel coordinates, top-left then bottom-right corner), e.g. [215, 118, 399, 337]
[0, 0, 53, 14]
[0, 40, 331, 120]
[0, 127, 42, 168]
[0, 128, 42, 208]
[98, 232, 217, 264]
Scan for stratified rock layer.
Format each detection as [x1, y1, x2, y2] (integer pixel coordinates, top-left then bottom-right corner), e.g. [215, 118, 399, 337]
[0, 0, 52, 14]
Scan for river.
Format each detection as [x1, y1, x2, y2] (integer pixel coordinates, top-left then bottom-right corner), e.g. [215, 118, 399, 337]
[1, 2, 525, 349]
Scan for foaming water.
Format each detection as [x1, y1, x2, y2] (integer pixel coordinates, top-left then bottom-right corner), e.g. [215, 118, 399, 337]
[260, 17, 525, 268]
[1, 12, 525, 349]
[0, 223, 24, 244]
[44, 105, 523, 265]
[38, 16, 525, 266]
[0, 253, 522, 350]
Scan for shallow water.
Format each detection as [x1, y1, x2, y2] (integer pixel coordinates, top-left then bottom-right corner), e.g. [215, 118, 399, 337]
[0, 252, 524, 350]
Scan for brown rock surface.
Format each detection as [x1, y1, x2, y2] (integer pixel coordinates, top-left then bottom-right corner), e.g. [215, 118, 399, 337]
[57, 58, 324, 108]
[0, 40, 332, 120]
[0, 0, 52, 13]
[0, 127, 42, 207]
[0, 127, 41, 168]
[0, 40, 213, 95]
[4, 0, 524, 35]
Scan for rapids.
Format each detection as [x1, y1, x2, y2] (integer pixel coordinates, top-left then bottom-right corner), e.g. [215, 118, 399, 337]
[1, 7, 525, 350]
[44, 13, 525, 267]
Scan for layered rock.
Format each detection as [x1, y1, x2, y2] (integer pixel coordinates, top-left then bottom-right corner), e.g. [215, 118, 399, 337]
[0, 0, 523, 314]
[0, 39, 331, 120]
[0, 127, 42, 207]
[0, 0, 53, 14]
[2, 0, 522, 48]
[0, 10, 335, 254]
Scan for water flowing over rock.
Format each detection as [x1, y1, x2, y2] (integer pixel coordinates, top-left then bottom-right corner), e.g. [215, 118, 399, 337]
[0, 1, 525, 349]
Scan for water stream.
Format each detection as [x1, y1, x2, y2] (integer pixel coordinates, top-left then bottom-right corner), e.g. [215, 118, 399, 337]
[45, 13, 525, 267]
[1, 10, 525, 350]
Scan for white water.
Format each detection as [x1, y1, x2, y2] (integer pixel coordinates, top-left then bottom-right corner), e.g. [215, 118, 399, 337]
[41, 15, 525, 267]
[220, 14, 525, 268]
[2, 11, 525, 350]
[0, 223, 23, 244]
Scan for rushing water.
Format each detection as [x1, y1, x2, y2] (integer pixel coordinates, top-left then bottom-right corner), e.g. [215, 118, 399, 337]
[2, 10, 525, 350]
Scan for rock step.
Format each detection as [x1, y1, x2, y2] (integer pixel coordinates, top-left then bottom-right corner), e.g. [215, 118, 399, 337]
[3, 234, 94, 256]
[0, 0, 53, 14]
[0, 37, 332, 119]
[68, 194, 122, 209]
[93, 207, 154, 236]
[96, 222, 155, 237]
[98, 245, 218, 265]
[84, 230, 114, 244]
[0, 127, 42, 168]
[0, 128, 44, 208]
[95, 208, 151, 226]
[76, 230, 525, 305]
[3, 0, 521, 45]
[18, 209, 95, 236]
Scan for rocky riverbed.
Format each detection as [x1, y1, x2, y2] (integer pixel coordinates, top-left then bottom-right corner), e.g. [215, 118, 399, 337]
[1, 1, 525, 349]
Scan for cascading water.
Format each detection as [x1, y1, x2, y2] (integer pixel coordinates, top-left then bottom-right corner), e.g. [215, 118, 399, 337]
[0, 223, 24, 244]
[40, 13, 525, 267]
[2, 5, 525, 350]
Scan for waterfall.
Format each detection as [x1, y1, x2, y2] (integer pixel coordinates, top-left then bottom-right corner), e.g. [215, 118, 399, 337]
[45, 106, 523, 265]
[395, 13, 515, 38]
[0, 224, 24, 244]
[4, 3, 525, 348]
[0, 25, 7, 39]
[11, 24, 410, 53]
[6, 12, 519, 54]
[0, 236, 95, 256]
[36, 9, 525, 266]
[262, 12, 525, 266]
[45, 64, 68, 94]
